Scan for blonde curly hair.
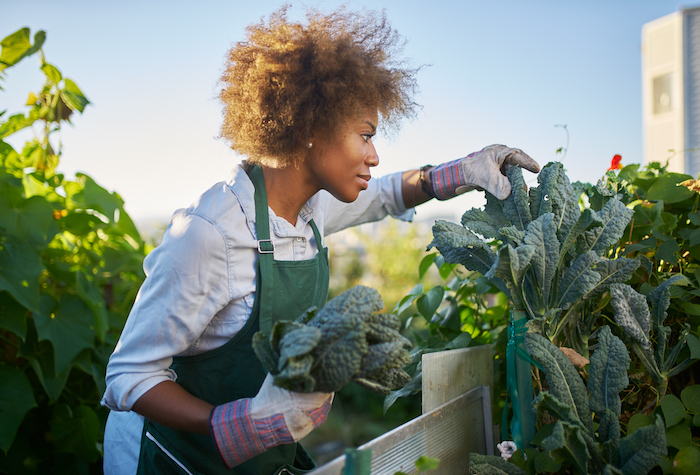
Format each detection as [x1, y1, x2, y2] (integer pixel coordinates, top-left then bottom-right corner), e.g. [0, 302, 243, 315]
[218, 5, 420, 168]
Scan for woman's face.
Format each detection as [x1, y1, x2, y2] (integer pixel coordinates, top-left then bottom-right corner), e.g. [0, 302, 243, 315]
[307, 110, 380, 203]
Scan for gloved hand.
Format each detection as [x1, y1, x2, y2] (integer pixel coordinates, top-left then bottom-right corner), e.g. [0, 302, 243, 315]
[209, 374, 333, 468]
[428, 144, 540, 200]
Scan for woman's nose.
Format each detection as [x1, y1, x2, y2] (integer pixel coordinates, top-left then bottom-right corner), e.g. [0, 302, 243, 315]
[366, 143, 379, 167]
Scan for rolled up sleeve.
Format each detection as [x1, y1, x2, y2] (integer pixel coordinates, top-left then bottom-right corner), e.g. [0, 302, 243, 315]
[101, 212, 231, 411]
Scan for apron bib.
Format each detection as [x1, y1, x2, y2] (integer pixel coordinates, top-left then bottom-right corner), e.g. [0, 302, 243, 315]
[136, 165, 330, 475]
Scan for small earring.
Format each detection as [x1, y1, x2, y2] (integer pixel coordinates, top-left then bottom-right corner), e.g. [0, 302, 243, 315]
[307, 142, 313, 148]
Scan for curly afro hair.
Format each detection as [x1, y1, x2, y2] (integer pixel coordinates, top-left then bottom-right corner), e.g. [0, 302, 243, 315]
[218, 5, 420, 168]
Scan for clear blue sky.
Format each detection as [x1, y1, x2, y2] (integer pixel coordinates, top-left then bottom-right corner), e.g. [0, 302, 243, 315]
[1, 0, 694, 228]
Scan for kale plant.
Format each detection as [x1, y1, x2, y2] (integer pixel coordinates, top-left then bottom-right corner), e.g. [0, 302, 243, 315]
[252, 285, 412, 394]
[470, 326, 667, 475]
[427, 162, 639, 351]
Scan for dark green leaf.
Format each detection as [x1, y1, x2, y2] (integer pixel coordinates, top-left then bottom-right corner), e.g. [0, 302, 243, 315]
[0, 291, 28, 340]
[588, 326, 629, 419]
[577, 198, 634, 256]
[686, 334, 700, 359]
[0, 233, 42, 311]
[556, 251, 600, 309]
[646, 173, 695, 203]
[502, 166, 531, 231]
[417, 286, 444, 319]
[618, 415, 667, 475]
[609, 283, 651, 351]
[648, 274, 691, 329]
[50, 404, 100, 462]
[17, 322, 71, 402]
[656, 238, 679, 265]
[522, 213, 559, 304]
[626, 412, 653, 435]
[681, 385, 700, 413]
[541, 421, 590, 475]
[665, 423, 693, 450]
[33, 294, 95, 374]
[689, 228, 700, 248]
[394, 284, 423, 315]
[75, 272, 108, 342]
[0, 194, 58, 248]
[0, 364, 37, 452]
[660, 394, 686, 427]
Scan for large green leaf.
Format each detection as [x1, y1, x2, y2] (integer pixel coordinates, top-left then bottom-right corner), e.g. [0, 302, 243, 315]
[609, 283, 651, 351]
[72, 173, 122, 222]
[428, 220, 496, 274]
[0, 291, 28, 340]
[648, 274, 690, 330]
[0, 233, 42, 312]
[485, 244, 534, 307]
[577, 198, 634, 256]
[523, 213, 560, 305]
[532, 391, 580, 428]
[0, 193, 58, 249]
[32, 294, 95, 375]
[525, 333, 591, 433]
[618, 415, 667, 475]
[17, 322, 71, 402]
[660, 394, 686, 428]
[588, 326, 630, 417]
[461, 207, 500, 239]
[0, 364, 37, 452]
[75, 271, 108, 342]
[646, 173, 695, 203]
[584, 257, 640, 300]
[502, 166, 531, 231]
[558, 208, 603, 265]
[680, 385, 700, 414]
[0, 28, 46, 72]
[541, 420, 591, 475]
[50, 404, 100, 462]
[556, 251, 601, 309]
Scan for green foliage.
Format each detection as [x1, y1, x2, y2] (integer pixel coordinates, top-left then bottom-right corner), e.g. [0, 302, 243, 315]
[253, 285, 411, 394]
[0, 28, 146, 473]
[428, 162, 638, 353]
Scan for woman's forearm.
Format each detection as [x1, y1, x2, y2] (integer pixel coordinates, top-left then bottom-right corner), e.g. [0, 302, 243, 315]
[131, 380, 214, 436]
[401, 167, 434, 209]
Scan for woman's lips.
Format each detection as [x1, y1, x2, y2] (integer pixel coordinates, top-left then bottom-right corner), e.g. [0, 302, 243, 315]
[357, 175, 371, 190]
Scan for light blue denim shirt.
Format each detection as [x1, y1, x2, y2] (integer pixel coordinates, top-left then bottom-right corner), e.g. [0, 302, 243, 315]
[101, 163, 412, 474]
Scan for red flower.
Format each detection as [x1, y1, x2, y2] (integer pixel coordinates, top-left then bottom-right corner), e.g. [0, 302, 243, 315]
[608, 154, 622, 171]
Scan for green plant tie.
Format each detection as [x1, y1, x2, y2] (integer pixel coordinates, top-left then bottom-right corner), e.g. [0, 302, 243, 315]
[342, 447, 372, 475]
[502, 310, 541, 450]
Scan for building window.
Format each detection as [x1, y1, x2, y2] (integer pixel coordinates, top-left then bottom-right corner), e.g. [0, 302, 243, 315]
[653, 73, 673, 114]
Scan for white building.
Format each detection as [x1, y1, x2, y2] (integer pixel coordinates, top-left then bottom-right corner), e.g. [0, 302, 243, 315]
[642, 7, 700, 177]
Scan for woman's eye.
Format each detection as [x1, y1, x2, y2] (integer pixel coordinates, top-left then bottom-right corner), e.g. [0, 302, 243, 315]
[362, 134, 374, 143]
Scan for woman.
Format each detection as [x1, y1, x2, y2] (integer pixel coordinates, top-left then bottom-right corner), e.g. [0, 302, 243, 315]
[101, 6, 539, 475]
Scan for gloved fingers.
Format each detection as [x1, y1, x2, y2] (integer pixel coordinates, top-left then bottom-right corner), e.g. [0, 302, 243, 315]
[501, 148, 540, 174]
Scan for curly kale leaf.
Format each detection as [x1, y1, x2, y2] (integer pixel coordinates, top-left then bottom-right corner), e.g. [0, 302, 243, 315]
[588, 326, 629, 460]
[502, 166, 532, 231]
[584, 257, 640, 300]
[618, 415, 667, 475]
[469, 453, 527, 475]
[253, 286, 412, 395]
[556, 251, 601, 310]
[609, 283, 651, 351]
[524, 333, 591, 435]
[648, 274, 690, 330]
[523, 213, 560, 306]
[428, 220, 497, 275]
[577, 197, 634, 256]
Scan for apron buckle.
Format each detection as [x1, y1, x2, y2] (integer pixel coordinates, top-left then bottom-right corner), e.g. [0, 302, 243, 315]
[258, 239, 275, 253]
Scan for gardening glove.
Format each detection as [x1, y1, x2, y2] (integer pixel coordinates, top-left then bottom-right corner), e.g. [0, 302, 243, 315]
[428, 144, 540, 200]
[209, 374, 333, 468]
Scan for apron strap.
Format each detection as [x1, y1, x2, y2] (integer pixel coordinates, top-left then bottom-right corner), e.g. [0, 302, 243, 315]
[248, 165, 275, 334]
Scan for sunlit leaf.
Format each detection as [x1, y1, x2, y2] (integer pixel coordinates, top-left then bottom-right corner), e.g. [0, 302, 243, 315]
[646, 173, 695, 203]
[40, 63, 61, 84]
[0, 28, 46, 72]
[59, 79, 89, 113]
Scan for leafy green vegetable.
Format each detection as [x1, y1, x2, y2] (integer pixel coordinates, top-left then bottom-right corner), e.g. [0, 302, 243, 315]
[252, 285, 412, 394]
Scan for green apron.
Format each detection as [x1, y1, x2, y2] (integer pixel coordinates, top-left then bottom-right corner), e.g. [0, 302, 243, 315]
[136, 165, 330, 475]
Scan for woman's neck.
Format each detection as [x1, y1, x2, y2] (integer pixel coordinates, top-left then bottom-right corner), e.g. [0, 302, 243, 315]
[261, 165, 318, 225]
